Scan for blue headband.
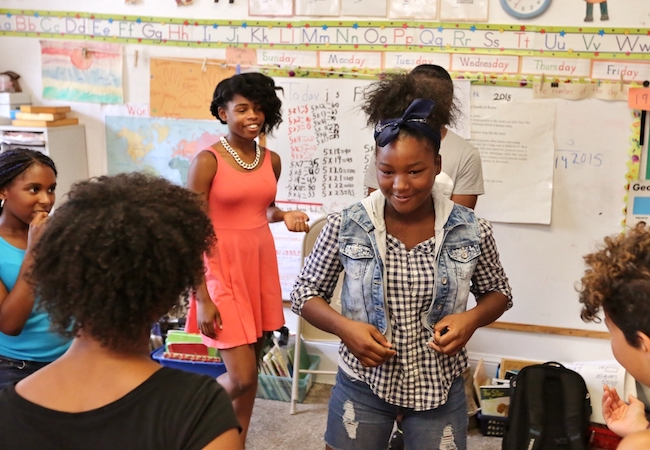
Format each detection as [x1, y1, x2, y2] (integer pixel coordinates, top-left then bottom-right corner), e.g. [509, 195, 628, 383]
[373, 98, 441, 149]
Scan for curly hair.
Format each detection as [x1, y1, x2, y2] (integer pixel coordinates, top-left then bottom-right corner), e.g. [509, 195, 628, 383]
[0, 148, 57, 213]
[210, 72, 283, 135]
[579, 223, 650, 347]
[361, 73, 457, 151]
[30, 173, 216, 351]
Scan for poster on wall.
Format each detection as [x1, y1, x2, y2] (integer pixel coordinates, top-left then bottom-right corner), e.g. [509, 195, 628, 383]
[249, 0, 293, 16]
[440, 0, 489, 21]
[105, 115, 227, 187]
[149, 58, 236, 120]
[388, 0, 437, 19]
[471, 101, 556, 224]
[40, 41, 123, 104]
[295, 0, 340, 17]
[340, 0, 387, 17]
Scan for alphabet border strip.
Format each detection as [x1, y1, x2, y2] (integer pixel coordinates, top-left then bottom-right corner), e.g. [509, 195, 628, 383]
[1, 8, 650, 60]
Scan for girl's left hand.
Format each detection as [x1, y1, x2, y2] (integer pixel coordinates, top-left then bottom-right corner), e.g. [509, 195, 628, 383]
[428, 312, 479, 356]
[284, 210, 310, 233]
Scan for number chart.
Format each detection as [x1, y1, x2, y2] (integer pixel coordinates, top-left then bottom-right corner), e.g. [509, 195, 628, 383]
[268, 77, 375, 212]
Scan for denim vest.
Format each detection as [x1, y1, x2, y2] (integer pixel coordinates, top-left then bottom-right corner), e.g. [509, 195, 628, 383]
[337, 188, 481, 342]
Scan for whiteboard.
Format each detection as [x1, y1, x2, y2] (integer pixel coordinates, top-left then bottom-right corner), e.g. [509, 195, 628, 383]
[472, 85, 631, 331]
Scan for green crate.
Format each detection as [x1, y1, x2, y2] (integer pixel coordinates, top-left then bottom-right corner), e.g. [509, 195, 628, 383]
[256, 354, 320, 403]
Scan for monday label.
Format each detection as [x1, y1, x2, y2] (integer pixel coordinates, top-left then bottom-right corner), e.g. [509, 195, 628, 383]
[318, 51, 383, 69]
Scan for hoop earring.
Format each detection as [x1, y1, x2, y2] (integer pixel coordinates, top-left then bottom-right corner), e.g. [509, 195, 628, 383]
[0, 199, 4, 208]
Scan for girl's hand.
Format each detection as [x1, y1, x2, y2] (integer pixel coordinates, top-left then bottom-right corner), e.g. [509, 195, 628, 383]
[26, 211, 50, 251]
[196, 291, 222, 339]
[338, 320, 396, 367]
[428, 312, 479, 356]
[603, 385, 650, 437]
[284, 210, 310, 233]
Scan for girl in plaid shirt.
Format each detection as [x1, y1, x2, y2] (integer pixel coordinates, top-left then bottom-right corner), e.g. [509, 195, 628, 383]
[291, 74, 512, 450]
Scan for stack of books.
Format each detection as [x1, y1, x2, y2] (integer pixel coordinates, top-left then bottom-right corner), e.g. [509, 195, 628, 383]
[12, 105, 78, 127]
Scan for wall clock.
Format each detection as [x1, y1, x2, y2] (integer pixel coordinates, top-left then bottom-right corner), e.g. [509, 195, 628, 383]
[500, 0, 552, 19]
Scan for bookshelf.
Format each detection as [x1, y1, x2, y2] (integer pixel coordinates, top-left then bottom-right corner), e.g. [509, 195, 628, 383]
[0, 124, 89, 202]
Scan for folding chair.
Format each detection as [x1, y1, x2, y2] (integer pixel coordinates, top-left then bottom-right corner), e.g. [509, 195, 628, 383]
[289, 216, 342, 414]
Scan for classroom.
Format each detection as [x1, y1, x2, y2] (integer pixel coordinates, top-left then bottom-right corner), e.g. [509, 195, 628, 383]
[1, 0, 650, 448]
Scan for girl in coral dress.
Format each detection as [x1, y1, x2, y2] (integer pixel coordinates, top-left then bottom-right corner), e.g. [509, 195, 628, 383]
[186, 72, 309, 445]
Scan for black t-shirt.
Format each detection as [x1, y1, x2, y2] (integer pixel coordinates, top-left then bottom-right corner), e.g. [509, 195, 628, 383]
[0, 367, 240, 450]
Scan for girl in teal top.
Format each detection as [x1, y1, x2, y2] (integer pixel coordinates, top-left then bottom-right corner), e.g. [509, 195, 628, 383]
[0, 148, 70, 390]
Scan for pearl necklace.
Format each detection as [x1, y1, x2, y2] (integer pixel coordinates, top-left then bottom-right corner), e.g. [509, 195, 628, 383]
[220, 136, 260, 170]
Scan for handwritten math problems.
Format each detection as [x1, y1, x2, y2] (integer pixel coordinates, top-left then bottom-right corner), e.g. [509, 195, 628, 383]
[271, 78, 374, 211]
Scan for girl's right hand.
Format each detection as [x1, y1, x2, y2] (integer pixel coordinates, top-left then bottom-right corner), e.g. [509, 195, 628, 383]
[338, 320, 396, 367]
[196, 292, 223, 339]
[27, 211, 50, 251]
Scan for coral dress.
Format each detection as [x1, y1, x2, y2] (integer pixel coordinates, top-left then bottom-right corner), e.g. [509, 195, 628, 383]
[186, 146, 285, 349]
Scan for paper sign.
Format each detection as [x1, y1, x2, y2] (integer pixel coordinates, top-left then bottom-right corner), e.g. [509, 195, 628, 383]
[318, 51, 383, 69]
[521, 57, 591, 78]
[340, 0, 387, 16]
[150, 58, 235, 120]
[565, 361, 637, 425]
[388, 0, 437, 19]
[439, 0, 489, 21]
[384, 52, 450, 70]
[533, 82, 629, 101]
[592, 61, 650, 82]
[295, 0, 340, 16]
[270, 203, 323, 300]
[627, 181, 650, 228]
[628, 88, 650, 110]
[225, 47, 257, 67]
[451, 54, 519, 74]
[257, 50, 318, 68]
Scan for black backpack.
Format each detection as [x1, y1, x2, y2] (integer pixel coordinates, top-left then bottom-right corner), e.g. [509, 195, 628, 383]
[502, 362, 592, 450]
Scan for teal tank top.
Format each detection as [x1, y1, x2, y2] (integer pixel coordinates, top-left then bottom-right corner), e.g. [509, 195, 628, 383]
[0, 237, 70, 362]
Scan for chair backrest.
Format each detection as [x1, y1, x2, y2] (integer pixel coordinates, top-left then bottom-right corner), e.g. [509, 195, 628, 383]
[301, 216, 327, 266]
[300, 216, 342, 341]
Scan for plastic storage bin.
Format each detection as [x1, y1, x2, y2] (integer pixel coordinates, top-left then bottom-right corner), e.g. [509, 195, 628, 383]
[257, 354, 320, 403]
[477, 412, 507, 437]
[151, 347, 227, 378]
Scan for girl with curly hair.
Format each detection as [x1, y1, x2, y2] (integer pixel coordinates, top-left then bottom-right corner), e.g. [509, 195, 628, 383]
[579, 223, 650, 449]
[0, 173, 241, 449]
[186, 72, 309, 443]
[0, 148, 70, 389]
[291, 74, 512, 450]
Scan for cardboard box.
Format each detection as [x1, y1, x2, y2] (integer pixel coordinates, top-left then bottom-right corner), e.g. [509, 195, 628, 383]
[498, 358, 540, 378]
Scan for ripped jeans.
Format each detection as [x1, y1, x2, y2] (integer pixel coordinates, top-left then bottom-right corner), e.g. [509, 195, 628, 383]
[325, 370, 467, 450]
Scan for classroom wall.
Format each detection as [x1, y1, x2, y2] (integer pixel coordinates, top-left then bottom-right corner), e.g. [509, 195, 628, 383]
[1, 0, 645, 371]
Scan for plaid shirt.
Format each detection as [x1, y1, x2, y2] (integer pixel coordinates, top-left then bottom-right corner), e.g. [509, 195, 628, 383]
[292, 213, 512, 411]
